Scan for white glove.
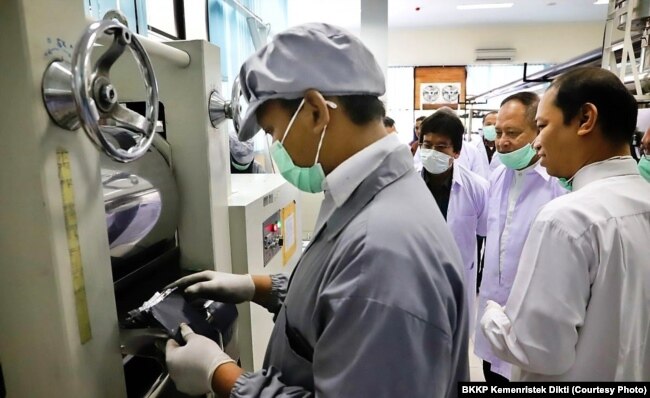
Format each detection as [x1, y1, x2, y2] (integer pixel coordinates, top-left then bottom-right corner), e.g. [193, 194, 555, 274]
[480, 300, 511, 349]
[166, 323, 235, 396]
[166, 271, 255, 303]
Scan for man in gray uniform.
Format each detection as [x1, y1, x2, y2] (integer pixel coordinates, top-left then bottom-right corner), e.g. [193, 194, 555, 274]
[165, 23, 468, 397]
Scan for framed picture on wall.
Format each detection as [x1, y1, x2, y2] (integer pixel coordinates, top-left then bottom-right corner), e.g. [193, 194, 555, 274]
[414, 66, 467, 110]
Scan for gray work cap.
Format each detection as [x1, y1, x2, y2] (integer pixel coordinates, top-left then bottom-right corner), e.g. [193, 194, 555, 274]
[237, 22, 385, 141]
[229, 130, 255, 165]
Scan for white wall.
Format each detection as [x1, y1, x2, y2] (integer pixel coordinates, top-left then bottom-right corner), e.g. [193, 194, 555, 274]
[388, 22, 605, 66]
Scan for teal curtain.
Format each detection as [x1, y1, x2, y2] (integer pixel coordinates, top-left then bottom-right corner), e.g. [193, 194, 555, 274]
[207, 0, 287, 82]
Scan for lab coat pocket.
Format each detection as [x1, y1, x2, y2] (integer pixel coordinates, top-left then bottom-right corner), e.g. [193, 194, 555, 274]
[273, 306, 315, 390]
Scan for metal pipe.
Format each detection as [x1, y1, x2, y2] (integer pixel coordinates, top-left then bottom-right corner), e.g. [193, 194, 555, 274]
[92, 16, 191, 68]
[223, 0, 264, 25]
[469, 35, 641, 101]
[469, 49, 602, 101]
[136, 35, 191, 68]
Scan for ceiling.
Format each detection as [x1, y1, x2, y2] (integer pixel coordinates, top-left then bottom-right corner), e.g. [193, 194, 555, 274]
[287, 0, 609, 29]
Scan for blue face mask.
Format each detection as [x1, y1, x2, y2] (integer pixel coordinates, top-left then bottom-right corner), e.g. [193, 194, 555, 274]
[498, 143, 537, 170]
[483, 125, 497, 141]
[269, 98, 337, 193]
[639, 155, 650, 182]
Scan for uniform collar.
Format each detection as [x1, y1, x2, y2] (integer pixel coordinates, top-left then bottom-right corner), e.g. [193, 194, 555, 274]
[323, 145, 414, 242]
[572, 156, 638, 191]
[323, 133, 402, 208]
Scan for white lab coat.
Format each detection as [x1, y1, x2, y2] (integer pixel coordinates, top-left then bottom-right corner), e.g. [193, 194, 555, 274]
[413, 146, 423, 172]
[445, 164, 488, 331]
[481, 157, 650, 381]
[458, 141, 490, 180]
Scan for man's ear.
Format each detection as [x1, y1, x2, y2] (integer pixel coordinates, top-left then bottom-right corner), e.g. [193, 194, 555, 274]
[577, 103, 598, 137]
[303, 89, 331, 135]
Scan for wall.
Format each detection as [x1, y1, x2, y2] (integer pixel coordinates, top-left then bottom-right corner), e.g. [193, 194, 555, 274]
[388, 22, 604, 66]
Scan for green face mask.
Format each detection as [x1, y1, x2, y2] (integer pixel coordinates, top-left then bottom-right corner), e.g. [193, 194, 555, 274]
[269, 98, 336, 193]
[558, 177, 574, 191]
[639, 156, 650, 182]
[483, 125, 497, 141]
[498, 143, 537, 170]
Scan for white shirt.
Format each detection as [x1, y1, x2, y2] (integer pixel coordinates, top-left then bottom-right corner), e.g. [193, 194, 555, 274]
[467, 133, 490, 162]
[314, 134, 403, 236]
[498, 161, 538, 275]
[413, 146, 423, 172]
[490, 152, 502, 172]
[458, 141, 490, 180]
[481, 157, 650, 381]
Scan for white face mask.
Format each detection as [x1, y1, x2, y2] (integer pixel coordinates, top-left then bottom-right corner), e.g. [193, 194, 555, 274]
[420, 148, 453, 174]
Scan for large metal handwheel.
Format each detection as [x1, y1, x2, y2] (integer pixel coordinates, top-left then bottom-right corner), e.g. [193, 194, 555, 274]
[43, 19, 158, 163]
[209, 75, 243, 132]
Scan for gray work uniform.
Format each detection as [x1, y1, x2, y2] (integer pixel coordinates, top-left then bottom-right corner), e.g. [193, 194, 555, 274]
[232, 146, 469, 397]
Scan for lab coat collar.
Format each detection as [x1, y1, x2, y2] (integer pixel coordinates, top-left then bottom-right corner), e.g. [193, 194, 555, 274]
[323, 145, 415, 242]
[452, 162, 465, 189]
[572, 156, 638, 191]
[324, 133, 402, 208]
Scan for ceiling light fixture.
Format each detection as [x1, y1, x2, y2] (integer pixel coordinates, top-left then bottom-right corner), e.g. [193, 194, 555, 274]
[593, 0, 609, 4]
[457, 2, 514, 10]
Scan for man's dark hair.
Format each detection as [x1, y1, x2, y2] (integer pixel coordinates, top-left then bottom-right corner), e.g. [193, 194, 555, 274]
[416, 116, 426, 123]
[482, 111, 498, 124]
[549, 66, 638, 145]
[500, 91, 539, 130]
[419, 108, 463, 153]
[281, 95, 385, 126]
[383, 116, 395, 128]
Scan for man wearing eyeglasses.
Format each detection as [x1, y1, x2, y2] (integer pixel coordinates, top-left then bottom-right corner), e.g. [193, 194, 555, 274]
[474, 92, 566, 382]
[419, 108, 488, 333]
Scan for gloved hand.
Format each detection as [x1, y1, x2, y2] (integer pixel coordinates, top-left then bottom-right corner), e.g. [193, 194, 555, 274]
[480, 300, 510, 337]
[166, 323, 235, 396]
[166, 271, 255, 303]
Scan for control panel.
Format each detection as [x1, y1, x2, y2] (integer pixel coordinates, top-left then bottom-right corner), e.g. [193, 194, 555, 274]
[262, 211, 283, 266]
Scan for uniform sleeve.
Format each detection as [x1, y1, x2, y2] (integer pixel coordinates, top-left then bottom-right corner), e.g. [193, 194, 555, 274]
[480, 218, 593, 375]
[231, 368, 312, 398]
[474, 176, 489, 237]
[260, 273, 289, 315]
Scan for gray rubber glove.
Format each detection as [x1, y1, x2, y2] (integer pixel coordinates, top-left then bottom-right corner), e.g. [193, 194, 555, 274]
[166, 323, 235, 396]
[166, 271, 255, 303]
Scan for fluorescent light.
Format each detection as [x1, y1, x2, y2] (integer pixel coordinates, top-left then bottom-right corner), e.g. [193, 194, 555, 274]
[457, 2, 514, 10]
[593, 0, 608, 4]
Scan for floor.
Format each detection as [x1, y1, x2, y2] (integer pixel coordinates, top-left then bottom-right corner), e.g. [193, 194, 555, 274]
[469, 335, 486, 381]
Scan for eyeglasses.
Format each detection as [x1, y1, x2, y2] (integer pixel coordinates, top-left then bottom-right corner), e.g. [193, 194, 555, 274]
[420, 143, 452, 151]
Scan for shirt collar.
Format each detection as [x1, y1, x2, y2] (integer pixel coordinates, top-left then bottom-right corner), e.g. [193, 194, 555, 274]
[572, 156, 638, 191]
[509, 159, 549, 181]
[323, 133, 403, 208]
